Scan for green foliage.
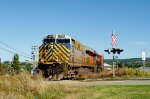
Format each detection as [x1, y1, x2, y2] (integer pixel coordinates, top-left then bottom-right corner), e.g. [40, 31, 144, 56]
[118, 62, 124, 68]
[87, 85, 150, 99]
[105, 58, 148, 68]
[11, 54, 20, 73]
[146, 63, 150, 67]
[21, 62, 33, 73]
[127, 62, 142, 68]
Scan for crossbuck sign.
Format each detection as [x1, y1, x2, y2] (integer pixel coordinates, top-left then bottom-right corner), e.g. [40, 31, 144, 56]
[111, 33, 118, 46]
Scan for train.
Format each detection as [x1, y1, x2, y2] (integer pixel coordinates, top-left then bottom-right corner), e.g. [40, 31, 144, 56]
[38, 34, 104, 80]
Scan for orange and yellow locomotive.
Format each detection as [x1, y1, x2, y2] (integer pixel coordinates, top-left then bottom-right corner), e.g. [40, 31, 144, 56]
[38, 34, 104, 79]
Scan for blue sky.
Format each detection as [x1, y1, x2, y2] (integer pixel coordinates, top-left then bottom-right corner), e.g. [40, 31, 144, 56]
[0, 0, 150, 62]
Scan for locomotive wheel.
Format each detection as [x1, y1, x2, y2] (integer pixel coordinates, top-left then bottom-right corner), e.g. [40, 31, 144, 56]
[52, 73, 64, 80]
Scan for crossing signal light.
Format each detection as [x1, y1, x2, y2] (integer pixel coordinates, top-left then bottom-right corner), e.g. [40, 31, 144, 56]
[116, 49, 123, 54]
[104, 48, 123, 54]
[31, 51, 34, 55]
[104, 48, 111, 54]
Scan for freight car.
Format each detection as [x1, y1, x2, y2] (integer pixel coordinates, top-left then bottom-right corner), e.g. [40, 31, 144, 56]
[38, 34, 104, 80]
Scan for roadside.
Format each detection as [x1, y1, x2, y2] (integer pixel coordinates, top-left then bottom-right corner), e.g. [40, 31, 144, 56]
[46, 79, 150, 86]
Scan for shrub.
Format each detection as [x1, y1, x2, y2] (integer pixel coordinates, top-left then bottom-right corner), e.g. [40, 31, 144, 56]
[0, 73, 43, 98]
[77, 68, 150, 80]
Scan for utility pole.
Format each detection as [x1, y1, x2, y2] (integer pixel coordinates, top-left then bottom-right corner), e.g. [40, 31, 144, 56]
[142, 51, 146, 75]
[31, 46, 39, 69]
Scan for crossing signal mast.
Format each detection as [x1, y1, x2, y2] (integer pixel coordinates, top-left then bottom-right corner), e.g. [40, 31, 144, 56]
[104, 30, 124, 77]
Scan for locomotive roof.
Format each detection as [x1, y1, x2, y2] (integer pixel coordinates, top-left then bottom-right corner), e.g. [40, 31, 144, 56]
[43, 34, 71, 39]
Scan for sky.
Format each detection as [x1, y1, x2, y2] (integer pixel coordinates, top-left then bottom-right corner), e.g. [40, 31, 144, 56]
[0, 0, 150, 62]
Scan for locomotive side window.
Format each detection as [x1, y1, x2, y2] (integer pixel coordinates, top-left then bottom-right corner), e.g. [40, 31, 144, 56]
[43, 39, 55, 45]
[57, 39, 70, 44]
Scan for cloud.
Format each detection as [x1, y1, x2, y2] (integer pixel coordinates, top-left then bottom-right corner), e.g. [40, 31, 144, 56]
[131, 41, 146, 46]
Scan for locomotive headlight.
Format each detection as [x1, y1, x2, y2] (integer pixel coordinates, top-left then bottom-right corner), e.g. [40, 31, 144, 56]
[51, 45, 53, 49]
[41, 58, 44, 62]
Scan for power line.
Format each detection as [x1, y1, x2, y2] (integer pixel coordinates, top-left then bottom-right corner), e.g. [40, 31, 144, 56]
[0, 31, 33, 59]
[0, 46, 31, 59]
[0, 41, 16, 51]
[0, 40, 30, 56]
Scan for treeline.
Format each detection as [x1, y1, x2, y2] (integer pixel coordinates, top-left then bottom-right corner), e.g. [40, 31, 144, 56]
[0, 54, 32, 75]
[105, 58, 150, 68]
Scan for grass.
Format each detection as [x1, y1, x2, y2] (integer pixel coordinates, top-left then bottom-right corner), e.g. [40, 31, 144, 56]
[84, 85, 150, 99]
[0, 73, 87, 99]
[1, 72, 150, 99]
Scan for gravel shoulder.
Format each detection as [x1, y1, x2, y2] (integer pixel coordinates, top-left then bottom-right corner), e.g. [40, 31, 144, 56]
[45, 80, 150, 86]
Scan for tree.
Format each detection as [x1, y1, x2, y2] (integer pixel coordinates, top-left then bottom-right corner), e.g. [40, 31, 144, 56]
[118, 62, 124, 68]
[11, 54, 20, 73]
[21, 62, 32, 72]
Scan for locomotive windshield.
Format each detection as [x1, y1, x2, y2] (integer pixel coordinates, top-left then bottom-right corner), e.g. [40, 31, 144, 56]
[43, 39, 55, 45]
[57, 39, 70, 44]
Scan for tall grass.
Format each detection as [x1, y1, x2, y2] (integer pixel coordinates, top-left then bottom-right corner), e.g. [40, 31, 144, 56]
[0, 73, 81, 99]
[0, 73, 42, 99]
[1, 70, 150, 99]
[80, 68, 150, 79]
[115, 68, 150, 78]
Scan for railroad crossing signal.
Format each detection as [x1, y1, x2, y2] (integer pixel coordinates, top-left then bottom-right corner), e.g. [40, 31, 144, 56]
[104, 48, 123, 54]
[104, 31, 124, 78]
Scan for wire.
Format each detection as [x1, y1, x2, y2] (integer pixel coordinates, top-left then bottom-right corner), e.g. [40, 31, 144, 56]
[0, 41, 18, 52]
[0, 40, 30, 56]
[0, 46, 31, 59]
[0, 30, 34, 59]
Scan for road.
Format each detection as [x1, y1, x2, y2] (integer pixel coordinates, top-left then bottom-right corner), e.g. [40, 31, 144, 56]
[47, 80, 150, 86]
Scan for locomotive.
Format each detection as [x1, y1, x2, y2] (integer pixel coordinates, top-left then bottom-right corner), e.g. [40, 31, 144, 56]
[38, 34, 104, 79]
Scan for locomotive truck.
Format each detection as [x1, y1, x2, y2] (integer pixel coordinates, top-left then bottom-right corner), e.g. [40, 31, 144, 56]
[38, 34, 104, 80]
